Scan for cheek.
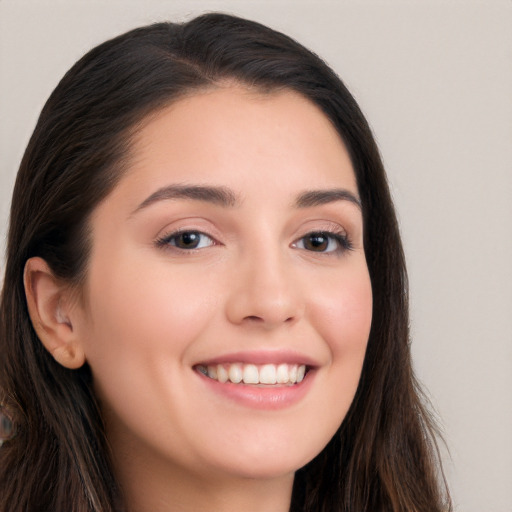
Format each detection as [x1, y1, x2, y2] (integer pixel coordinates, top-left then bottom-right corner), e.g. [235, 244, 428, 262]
[86, 256, 214, 342]
[290, 263, 372, 460]
[79, 257, 225, 452]
[80, 255, 220, 398]
[307, 263, 372, 414]
[311, 265, 373, 358]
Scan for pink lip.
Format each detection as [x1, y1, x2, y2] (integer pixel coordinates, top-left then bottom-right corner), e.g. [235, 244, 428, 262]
[195, 349, 319, 367]
[195, 368, 316, 411]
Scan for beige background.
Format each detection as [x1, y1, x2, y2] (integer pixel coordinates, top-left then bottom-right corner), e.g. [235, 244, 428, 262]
[1, 1, 511, 510]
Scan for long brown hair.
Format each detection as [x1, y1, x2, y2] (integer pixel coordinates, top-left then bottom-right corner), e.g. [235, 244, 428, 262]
[0, 13, 450, 511]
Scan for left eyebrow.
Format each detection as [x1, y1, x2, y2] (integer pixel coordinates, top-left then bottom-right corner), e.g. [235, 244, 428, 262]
[294, 189, 362, 210]
[132, 184, 241, 215]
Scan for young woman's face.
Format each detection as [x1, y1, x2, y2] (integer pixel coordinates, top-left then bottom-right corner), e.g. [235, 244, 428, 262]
[76, 87, 372, 483]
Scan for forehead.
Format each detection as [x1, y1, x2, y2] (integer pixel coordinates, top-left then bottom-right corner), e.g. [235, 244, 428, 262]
[112, 86, 358, 207]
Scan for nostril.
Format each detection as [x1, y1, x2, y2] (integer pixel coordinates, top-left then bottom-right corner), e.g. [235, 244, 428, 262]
[244, 315, 263, 322]
[243, 315, 296, 324]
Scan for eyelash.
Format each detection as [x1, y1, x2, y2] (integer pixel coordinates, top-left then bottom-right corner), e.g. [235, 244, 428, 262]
[155, 229, 353, 255]
[155, 229, 217, 251]
[292, 230, 353, 254]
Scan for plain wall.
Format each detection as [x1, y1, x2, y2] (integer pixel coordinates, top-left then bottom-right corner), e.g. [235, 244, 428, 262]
[1, 1, 511, 511]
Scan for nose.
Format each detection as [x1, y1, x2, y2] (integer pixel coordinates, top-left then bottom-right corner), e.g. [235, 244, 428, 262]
[224, 248, 304, 329]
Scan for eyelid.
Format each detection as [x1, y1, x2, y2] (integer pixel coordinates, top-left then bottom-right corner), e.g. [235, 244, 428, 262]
[155, 228, 219, 251]
[153, 221, 354, 255]
[291, 224, 353, 255]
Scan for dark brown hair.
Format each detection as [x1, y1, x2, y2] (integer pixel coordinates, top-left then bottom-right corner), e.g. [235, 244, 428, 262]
[0, 13, 450, 512]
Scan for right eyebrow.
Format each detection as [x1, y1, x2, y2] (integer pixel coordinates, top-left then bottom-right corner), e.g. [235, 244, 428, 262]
[131, 184, 241, 215]
[294, 188, 362, 210]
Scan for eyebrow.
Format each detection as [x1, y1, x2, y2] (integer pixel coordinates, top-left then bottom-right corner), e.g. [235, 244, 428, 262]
[294, 189, 362, 210]
[132, 184, 361, 214]
[133, 184, 240, 213]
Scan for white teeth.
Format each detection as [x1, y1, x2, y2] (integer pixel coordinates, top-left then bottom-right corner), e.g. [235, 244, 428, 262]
[289, 365, 298, 384]
[242, 364, 259, 384]
[199, 363, 308, 385]
[228, 363, 243, 384]
[276, 363, 289, 384]
[259, 364, 277, 384]
[217, 365, 229, 383]
[207, 365, 217, 379]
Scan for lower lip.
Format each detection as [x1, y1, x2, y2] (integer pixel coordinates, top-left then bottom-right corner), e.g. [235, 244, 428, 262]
[196, 370, 315, 410]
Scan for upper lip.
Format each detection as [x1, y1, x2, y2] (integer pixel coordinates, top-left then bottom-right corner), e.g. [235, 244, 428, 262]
[194, 349, 320, 368]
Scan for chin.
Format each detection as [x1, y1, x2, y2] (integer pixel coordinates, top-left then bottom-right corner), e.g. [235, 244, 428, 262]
[200, 438, 326, 482]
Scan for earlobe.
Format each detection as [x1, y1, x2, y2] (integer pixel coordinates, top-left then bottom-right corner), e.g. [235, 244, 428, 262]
[24, 257, 86, 369]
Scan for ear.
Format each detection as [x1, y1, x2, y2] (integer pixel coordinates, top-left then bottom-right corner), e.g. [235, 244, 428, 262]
[24, 257, 86, 369]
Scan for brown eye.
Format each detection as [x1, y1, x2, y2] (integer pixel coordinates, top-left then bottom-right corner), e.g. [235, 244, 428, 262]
[304, 233, 329, 251]
[160, 231, 215, 250]
[174, 232, 201, 249]
[294, 231, 350, 253]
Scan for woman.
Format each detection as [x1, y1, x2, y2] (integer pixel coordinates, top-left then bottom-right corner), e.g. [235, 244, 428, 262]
[0, 13, 450, 512]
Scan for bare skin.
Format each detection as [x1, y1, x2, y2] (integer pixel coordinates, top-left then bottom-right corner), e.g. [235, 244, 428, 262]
[25, 86, 372, 511]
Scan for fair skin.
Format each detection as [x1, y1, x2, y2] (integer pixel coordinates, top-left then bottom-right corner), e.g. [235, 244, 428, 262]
[25, 87, 372, 512]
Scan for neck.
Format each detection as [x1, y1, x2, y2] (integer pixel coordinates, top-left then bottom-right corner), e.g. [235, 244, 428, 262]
[127, 473, 293, 512]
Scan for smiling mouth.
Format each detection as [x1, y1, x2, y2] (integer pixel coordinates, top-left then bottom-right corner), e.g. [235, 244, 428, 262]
[195, 363, 307, 386]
